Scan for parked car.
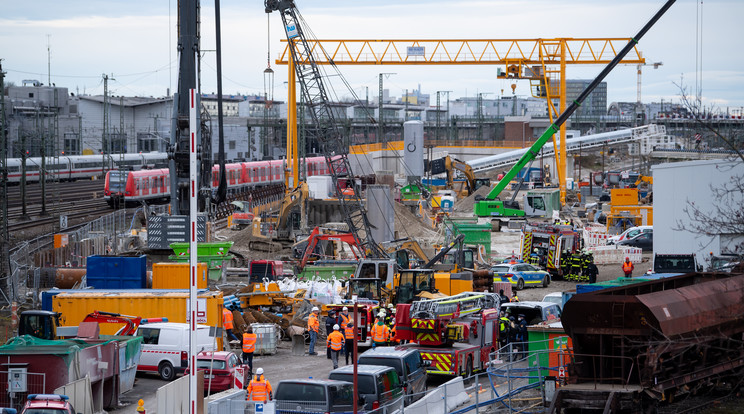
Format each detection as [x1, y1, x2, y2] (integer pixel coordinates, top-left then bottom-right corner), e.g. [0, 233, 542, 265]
[357, 347, 428, 404]
[492, 263, 551, 290]
[185, 351, 246, 393]
[21, 395, 75, 414]
[136, 322, 215, 381]
[501, 301, 562, 325]
[616, 232, 653, 251]
[1, 409, 17, 414]
[328, 365, 403, 414]
[274, 379, 356, 414]
[607, 225, 652, 245]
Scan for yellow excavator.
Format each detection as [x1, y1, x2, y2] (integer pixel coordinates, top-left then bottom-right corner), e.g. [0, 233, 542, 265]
[249, 182, 309, 252]
[428, 156, 491, 198]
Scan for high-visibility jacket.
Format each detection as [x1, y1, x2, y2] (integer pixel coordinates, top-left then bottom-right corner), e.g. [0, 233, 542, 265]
[512, 295, 519, 302]
[390, 325, 398, 343]
[327, 330, 344, 351]
[339, 313, 350, 330]
[247, 375, 272, 402]
[242, 333, 256, 353]
[308, 313, 319, 332]
[622, 261, 634, 273]
[371, 323, 389, 343]
[344, 325, 355, 340]
[499, 317, 510, 333]
[223, 308, 234, 330]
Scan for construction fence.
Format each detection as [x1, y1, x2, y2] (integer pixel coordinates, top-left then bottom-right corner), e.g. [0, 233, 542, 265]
[0, 370, 47, 412]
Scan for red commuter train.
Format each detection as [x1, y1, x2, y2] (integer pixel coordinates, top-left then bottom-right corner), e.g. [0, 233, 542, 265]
[103, 156, 332, 207]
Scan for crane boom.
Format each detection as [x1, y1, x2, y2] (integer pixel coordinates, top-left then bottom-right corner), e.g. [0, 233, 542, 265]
[475, 0, 675, 217]
[265, 0, 387, 258]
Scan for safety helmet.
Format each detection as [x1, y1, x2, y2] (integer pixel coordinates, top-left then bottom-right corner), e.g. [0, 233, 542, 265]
[311, 306, 319, 312]
[342, 306, 348, 311]
[387, 303, 394, 309]
[333, 324, 340, 330]
[378, 311, 385, 317]
[256, 368, 264, 375]
[533, 248, 538, 252]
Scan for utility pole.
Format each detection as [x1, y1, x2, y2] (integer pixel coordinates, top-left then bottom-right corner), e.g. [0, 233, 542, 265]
[0, 62, 9, 279]
[378, 73, 395, 145]
[102, 73, 113, 176]
[47, 35, 51, 87]
[364, 86, 369, 143]
[436, 91, 452, 145]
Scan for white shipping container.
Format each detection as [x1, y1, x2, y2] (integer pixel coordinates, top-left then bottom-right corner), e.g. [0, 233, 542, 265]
[652, 159, 744, 266]
[307, 175, 333, 199]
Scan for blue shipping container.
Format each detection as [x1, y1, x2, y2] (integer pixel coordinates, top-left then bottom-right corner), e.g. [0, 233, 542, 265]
[86, 255, 147, 289]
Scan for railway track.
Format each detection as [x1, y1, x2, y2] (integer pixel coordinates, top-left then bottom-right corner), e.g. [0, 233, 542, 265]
[7, 199, 113, 233]
[5, 180, 106, 209]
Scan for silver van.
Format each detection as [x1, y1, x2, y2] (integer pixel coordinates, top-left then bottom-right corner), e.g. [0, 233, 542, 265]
[329, 365, 403, 414]
[274, 379, 355, 414]
[357, 347, 428, 404]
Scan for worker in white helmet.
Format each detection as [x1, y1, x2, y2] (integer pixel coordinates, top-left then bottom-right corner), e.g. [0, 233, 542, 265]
[246, 367, 273, 403]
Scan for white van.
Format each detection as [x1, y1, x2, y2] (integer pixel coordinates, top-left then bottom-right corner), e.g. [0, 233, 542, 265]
[136, 322, 216, 380]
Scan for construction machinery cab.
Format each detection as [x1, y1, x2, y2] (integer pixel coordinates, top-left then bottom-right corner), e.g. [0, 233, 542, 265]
[18, 310, 59, 340]
[394, 269, 437, 305]
[347, 278, 383, 301]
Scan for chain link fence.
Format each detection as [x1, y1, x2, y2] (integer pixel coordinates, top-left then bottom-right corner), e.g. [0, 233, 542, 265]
[2, 208, 135, 310]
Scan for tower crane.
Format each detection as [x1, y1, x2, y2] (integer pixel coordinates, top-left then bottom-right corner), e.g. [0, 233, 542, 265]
[264, 0, 387, 259]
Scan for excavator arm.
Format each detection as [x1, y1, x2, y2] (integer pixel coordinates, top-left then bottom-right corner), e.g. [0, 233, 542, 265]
[81, 310, 167, 336]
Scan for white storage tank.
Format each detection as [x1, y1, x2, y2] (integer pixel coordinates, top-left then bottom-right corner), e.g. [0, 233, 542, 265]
[403, 120, 425, 179]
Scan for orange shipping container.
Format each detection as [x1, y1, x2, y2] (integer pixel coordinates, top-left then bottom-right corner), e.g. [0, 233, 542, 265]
[152, 262, 208, 289]
[52, 290, 224, 349]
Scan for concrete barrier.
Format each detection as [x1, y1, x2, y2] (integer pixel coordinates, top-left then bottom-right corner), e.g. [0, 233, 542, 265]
[588, 245, 643, 264]
[405, 376, 469, 414]
[55, 377, 94, 414]
[206, 388, 247, 414]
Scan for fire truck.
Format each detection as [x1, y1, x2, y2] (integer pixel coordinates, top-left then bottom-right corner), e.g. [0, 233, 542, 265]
[395, 292, 501, 376]
[519, 222, 581, 279]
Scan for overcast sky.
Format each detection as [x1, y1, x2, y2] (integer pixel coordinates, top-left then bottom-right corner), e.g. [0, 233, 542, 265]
[2, 0, 742, 111]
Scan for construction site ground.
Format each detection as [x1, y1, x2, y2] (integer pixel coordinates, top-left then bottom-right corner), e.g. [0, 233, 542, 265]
[111, 247, 648, 414]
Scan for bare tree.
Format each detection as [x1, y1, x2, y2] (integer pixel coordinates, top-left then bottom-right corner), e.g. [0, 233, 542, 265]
[672, 83, 744, 269]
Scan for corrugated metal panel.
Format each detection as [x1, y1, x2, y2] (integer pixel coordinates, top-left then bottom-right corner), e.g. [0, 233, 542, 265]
[152, 262, 208, 289]
[637, 274, 744, 337]
[52, 291, 224, 348]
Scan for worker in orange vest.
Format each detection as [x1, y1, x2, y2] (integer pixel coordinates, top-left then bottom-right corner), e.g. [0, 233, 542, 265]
[246, 367, 272, 403]
[223, 308, 240, 344]
[327, 324, 345, 369]
[622, 257, 635, 277]
[370, 313, 390, 347]
[307, 307, 320, 355]
[242, 326, 257, 375]
[339, 306, 351, 356]
[344, 322, 355, 365]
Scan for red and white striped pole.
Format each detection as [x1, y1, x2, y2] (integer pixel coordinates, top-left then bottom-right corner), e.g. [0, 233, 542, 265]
[188, 88, 198, 414]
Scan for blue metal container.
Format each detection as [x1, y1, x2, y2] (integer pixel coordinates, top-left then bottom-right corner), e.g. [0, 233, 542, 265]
[86, 255, 147, 289]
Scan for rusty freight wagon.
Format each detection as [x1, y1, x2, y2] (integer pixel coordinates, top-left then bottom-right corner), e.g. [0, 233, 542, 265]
[553, 272, 744, 413]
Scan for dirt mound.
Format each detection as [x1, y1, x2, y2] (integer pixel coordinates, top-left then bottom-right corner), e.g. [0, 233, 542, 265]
[454, 185, 491, 212]
[392, 201, 442, 244]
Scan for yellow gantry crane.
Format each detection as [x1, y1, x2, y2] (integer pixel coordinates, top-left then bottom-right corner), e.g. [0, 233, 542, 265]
[276, 38, 645, 204]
